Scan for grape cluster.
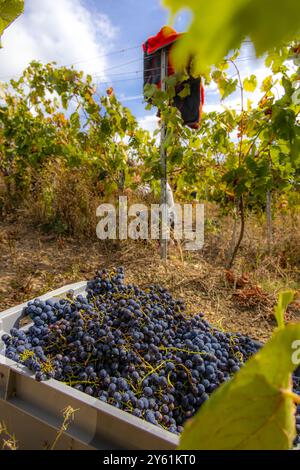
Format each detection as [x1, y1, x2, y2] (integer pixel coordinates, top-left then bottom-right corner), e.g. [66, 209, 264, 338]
[2, 267, 300, 443]
[293, 371, 300, 447]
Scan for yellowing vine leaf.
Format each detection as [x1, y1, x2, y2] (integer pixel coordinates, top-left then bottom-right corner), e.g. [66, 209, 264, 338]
[179, 323, 300, 450]
[274, 290, 295, 329]
[162, 0, 300, 73]
[0, 0, 24, 46]
[243, 75, 258, 92]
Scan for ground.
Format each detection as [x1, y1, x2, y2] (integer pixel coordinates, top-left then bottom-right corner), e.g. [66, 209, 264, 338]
[1, 216, 299, 343]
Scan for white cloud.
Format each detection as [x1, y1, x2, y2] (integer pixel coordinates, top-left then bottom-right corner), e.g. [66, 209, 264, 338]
[94, 14, 117, 41]
[138, 114, 159, 134]
[203, 103, 229, 113]
[0, 0, 117, 82]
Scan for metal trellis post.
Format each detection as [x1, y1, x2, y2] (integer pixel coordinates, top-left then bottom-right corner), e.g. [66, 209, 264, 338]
[160, 47, 168, 262]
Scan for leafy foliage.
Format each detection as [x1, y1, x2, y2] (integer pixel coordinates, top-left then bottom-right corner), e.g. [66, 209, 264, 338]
[143, 43, 300, 266]
[0, 61, 158, 233]
[274, 290, 295, 329]
[0, 44, 299, 250]
[144, 46, 300, 214]
[0, 61, 156, 196]
[0, 0, 24, 46]
[243, 74, 258, 92]
[162, 0, 300, 73]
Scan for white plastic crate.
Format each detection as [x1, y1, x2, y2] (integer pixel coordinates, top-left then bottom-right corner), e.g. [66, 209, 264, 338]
[0, 282, 178, 450]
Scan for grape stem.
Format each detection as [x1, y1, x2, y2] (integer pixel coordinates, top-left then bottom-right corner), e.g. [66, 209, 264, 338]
[281, 389, 300, 405]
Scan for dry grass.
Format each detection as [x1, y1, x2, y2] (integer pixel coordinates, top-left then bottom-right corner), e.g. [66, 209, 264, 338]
[0, 422, 18, 450]
[46, 406, 78, 451]
[0, 407, 78, 451]
[1, 163, 104, 238]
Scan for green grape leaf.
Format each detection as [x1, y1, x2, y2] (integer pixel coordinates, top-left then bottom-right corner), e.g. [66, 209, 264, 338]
[265, 46, 290, 74]
[213, 75, 238, 100]
[179, 323, 300, 450]
[0, 0, 24, 46]
[163, 0, 300, 73]
[220, 78, 238, 100]
[243, 75, 258, 92]
[274, 290, 295, 329]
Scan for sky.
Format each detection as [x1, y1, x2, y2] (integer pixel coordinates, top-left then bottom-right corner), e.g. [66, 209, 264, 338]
[0, 0, 271, 133]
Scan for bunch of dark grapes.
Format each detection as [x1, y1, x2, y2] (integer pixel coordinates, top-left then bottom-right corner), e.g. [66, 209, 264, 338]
[2, 267, 300, 443]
